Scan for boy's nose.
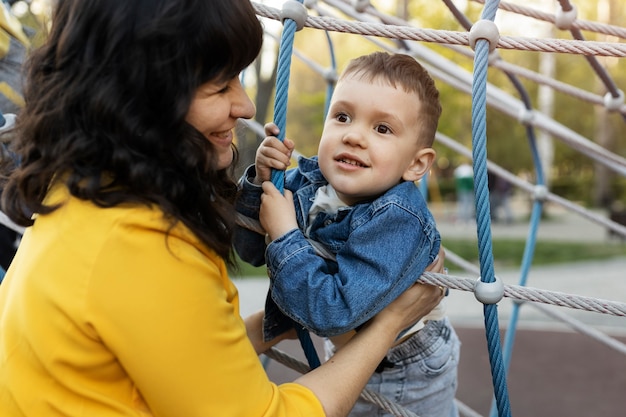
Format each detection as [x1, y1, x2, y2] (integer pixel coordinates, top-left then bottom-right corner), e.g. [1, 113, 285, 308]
[342, 129, 367, 148]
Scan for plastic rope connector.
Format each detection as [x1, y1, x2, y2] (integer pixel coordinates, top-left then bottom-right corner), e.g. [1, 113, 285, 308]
[517, 108, 534, 125]
[603, 90, 624, 112]
[532, 184, 548, 202]
[474, 276, 504, 304]
[0, 113, 16, 134]
[281, 0, 308, 31]
[323, 67, 338, 84]
[555, 5, 578, 30]
[468, 20, 499, 53]
[352, 0, 370, 13]
[487, 50, 500, 65]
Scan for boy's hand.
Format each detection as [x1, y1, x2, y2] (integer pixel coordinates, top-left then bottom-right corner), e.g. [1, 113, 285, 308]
[253, 123, 295, 184]
[259, 182, 298, 241]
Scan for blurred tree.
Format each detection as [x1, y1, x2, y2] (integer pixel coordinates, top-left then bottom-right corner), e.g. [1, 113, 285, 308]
[245, 0, 626, 206]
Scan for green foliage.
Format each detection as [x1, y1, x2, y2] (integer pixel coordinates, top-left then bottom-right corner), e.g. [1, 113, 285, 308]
[229, 258, 267, 279]
[230, 239, 625, 278]
[243, 0, 626, 211]
[442, 238, 626, 271]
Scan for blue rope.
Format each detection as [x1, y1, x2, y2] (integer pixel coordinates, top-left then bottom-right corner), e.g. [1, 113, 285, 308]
[270, 0, 321, 370]
[471, 1, 512, 416]
[419, 172, 429, 200]
[323, 31, 337, 119]
[489, 110, 546, 417]
[270, 16, 297, 189]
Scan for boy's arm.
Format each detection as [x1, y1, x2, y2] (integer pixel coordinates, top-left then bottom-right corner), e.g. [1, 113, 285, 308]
[265, 203, 441, 337]
[233, 124, 295, 266]
[233, 165, 267, 266]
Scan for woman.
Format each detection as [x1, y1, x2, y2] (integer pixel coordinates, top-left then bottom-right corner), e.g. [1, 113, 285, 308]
[0, 1, 444, 416]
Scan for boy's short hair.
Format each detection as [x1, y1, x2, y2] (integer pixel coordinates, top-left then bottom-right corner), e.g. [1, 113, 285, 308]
[339, 52, 442, 147]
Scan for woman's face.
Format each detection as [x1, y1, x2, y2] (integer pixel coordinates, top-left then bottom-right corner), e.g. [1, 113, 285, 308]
[186, 76, 255, 170]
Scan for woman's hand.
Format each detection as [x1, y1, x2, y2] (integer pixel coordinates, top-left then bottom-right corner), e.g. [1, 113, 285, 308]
[244, 310, 297, 355]
[371, 280, 444, 338]
[424, 247, 445, 274]
[423, 246, 448, 295]
[294, 273, 445, 417]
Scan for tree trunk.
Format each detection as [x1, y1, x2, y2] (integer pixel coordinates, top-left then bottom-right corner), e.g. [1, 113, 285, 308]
[236, 51, 278, 177]
[537, 35, 555, 188]
[592, 0, 617, 207]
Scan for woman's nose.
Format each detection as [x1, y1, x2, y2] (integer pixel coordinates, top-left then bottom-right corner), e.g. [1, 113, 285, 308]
[231, 80, 256, 120]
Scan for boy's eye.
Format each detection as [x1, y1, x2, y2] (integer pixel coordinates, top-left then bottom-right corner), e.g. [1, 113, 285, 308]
[336, 113, 350, 123]
[376, 124, 391, 134]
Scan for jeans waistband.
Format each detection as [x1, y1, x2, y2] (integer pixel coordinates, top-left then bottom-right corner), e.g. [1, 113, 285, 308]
[375, 318, 451, 372]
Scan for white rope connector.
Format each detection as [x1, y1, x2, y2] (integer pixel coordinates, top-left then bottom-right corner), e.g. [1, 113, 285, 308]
[532, 184, 549, 202]
[603, 90, 625, 112]
[555, 5, 578, 30]
[281, 0, 308, 31]
[0, 113, 16, 134]
[517, 108, 534, 125]
[468, 20, 500, 53]
[323, 67, 338, 84]
[474, 276, 504, 304]
[352, 0, 370, 13]
[487, 50, 500, 65]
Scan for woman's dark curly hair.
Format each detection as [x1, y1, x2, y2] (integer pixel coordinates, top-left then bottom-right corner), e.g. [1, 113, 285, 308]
[1, 0, 263, 265]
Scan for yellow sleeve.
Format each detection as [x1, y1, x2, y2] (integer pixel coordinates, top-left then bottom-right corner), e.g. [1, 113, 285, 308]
[87, 215, 325, 417]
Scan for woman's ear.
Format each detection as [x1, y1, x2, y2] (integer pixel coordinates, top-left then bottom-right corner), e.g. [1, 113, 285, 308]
[402, 148, 436, 182]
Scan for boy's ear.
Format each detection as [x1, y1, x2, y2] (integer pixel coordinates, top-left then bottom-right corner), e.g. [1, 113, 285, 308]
[402, 148, 436, 182]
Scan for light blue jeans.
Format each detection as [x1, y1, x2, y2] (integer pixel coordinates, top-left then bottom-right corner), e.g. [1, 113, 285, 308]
[325, 318, 460, 417]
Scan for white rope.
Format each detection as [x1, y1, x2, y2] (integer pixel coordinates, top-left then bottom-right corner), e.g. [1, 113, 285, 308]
[471, 0, 626, 40]
[300, 1, 626, 177]
[434, 132, 626, 238]
[264, 347, 421, 417]
[446, 44, 626, 116]
[245, 3, 625, 414]
[530, 303, 626, 355]
[241, 110, 626, 240]
[234, 211, 626, 317]
[252, 2, 626, 57]
[421, 271, 626, 317]
[444, 247, 626, 356]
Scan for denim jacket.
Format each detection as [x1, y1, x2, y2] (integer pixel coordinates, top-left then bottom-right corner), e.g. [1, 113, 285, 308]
[234, 156, 441, 339]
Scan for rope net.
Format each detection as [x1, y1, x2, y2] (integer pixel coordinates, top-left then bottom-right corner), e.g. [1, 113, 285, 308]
[0, 1, 623, 416]
[235, 1, 626, 416]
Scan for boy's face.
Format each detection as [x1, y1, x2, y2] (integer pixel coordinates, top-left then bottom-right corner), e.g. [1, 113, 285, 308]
[318, 75, 433, 205]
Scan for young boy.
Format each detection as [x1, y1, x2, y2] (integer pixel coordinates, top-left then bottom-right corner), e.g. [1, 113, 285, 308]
[235, 52, 459, 417]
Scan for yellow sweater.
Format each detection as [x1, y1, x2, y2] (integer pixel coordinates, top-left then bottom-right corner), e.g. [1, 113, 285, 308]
[0, 184, 324, 416]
